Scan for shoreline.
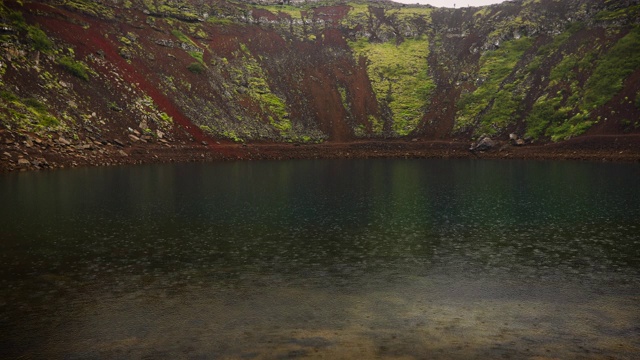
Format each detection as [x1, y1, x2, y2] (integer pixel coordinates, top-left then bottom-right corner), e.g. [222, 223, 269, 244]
[2, 134, 640, 173]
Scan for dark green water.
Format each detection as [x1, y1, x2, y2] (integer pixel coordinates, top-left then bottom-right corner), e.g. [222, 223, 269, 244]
[0, 159, 639, 359]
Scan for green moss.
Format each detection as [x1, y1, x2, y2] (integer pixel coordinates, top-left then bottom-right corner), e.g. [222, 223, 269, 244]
[189, 51, 204, 64]
[227, 45, 292, 137]
[595, 5, 640, 21]
[57, 56, 90, 81]
[28, 26, 53, 52]
[525, 94, 565, 139]
[549, 54, 580, 85]
[187, 62, 206, 74]
[583, 26, 640, 110]
[456, 37, 533, 133]
[369, 115, 384, 135]
[255, 5, 302, 19]
[61, 0, 115, 19]
[207, 17, 233, 26]
[171, 29, 205, 64]
[0, 93, 61, 131]
[0, 90, 19, 102]
[349, 36, 434, 136]
[546, 111, 593, 141]
[338, 85, 349, 111]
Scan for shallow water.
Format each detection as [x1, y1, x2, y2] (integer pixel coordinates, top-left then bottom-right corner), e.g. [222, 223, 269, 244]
[0, 159, 639, 359]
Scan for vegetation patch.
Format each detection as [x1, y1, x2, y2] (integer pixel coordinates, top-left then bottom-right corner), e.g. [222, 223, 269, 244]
[187, 62, 206, 74]
[349, 36, 434, 136]
[583, 26, 640, 110]
[0, 91, 62, 131]
[61, 0, 115, 19]
[455, 36, 533, 134]
[57, 56, 90, 81]
[171, 29, 205, 64]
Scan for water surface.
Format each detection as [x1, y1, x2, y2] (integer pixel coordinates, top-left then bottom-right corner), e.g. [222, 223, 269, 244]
[1, 159, 639, 359]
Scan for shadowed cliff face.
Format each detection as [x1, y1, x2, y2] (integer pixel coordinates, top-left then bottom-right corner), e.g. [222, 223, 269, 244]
[0, 0, 639, 148]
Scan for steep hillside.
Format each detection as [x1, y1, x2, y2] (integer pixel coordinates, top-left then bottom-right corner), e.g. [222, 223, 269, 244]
[1, 0, 639, 171]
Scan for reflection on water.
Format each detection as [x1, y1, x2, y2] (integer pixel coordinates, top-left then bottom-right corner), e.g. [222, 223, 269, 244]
[0, 159, 639, 359]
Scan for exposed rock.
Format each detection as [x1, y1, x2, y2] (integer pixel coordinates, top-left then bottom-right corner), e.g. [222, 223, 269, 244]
[17, 158, 30, 166]
[470, 137, 496, 152]
[58, 137, 71, 146]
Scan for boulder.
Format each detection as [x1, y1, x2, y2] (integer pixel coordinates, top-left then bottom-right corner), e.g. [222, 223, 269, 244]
[17, 158, 30, 166]
[470, 137, 496, 152]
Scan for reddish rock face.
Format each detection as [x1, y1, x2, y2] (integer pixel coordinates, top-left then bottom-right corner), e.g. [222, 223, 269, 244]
[1, 0, 639, 171]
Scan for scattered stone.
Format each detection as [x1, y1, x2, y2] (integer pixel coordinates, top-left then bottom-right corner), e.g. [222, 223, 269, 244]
[509, 133, 519, 141]
[156, 130, 164, 139]
[118, 150, 129, 157]
[202, 141, 208, 146]
[128, 127, 141, 136]
[31, 158, 49, 167]
[470, 137, 496, 152]
[515, 139, 525, 146]
[24, 138, 33, 148]
[113, 139, 125, 147]
[155, 39, 175, 47]
[119, 48, 133, 59]
[17, 158, 30, 166]
[128, 134, 140, 142]
[139, 120, 148, 130]
[2, 152, 11, 158]
[58, 137, 71, 146]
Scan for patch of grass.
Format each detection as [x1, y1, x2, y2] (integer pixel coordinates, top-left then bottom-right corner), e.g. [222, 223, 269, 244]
[595, 5, 640, 21]
[57, 56, 90, 81]
[62, 0, 115, 19]
[455, 36, 533, 133]
[28, 26, 53, 52]
[349, 36, 434, 136]
[255, 5, 303, 19]
[207, 17, 233, 26]
[171, 29, 205, 64]
[0, 90, 19, 102]
[546, 111, 593, 141]
[227, 46, 292, 137]
[583, 26, 640, 110]
[187, 62, 206, 74]
[24, 98, 47, 113]
[525, 94, 565, 139]
[159, 112, 173, 123]
[171, 29, 198, 48]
